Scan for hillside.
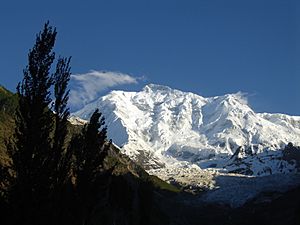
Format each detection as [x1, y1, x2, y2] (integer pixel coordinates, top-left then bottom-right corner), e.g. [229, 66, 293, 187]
[0, 84, 179, 194]
[0, 86, 17, 165]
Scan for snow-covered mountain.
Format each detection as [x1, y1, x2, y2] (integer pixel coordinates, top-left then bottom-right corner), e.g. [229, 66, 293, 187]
[72, 84, 300, 193]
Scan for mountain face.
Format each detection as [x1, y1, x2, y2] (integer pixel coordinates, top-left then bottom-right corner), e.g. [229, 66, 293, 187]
[72, 84, 300, 193]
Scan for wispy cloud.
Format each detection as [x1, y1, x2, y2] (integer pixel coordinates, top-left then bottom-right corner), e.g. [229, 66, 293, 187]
[234, 91, 249, 105]
[69, 70, 140, 110]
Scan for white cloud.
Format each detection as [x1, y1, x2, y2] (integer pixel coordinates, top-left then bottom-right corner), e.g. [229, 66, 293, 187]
[234, 91, 248, 105]
[69, 70, 139, 110]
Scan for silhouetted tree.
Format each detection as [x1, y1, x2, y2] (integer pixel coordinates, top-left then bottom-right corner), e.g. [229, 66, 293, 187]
[71, 109, 111, 224]
[6, 22, 74, 225]
[51, 57, 72, 188]
[50, 56, 73, 224]
[3, 21, 162, 225]
[9, 22, 57, 225]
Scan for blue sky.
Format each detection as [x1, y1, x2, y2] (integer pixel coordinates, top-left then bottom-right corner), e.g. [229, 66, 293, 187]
[0, 0, 299, 114]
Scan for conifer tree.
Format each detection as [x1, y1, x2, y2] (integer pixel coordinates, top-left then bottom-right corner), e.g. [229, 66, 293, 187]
[49, 57, 73, 224]
[74, 109, 109, 183]
[71, 109, 111, 224]
[5, 22, 115, 225]
[9, 22, 56, 225]
[8, 22, 74, 225]
[51, 57, 72, 190]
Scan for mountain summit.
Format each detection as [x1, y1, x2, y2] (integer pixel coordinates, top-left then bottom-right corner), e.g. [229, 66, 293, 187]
[72, 84, 300, 192]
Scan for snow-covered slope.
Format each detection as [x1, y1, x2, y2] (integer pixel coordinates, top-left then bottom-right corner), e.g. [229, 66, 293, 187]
[72, 84, 300, 182]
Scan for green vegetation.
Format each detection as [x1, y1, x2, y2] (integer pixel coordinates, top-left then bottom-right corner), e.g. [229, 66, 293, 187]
[147, 175, 180, 193]
[105, 146, 180, 193]
[0, 86, 17, 165]
[0, 86, 17, 117]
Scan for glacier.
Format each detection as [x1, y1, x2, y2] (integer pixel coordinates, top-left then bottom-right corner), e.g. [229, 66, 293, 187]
[71, 84, 300, 205]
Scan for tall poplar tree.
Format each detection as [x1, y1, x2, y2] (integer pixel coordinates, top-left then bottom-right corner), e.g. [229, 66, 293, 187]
[8, 22, 72, 225]
[71, 109, 111, 224]
[11, 23, 56, 221]
[51, 57, 72, 190]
